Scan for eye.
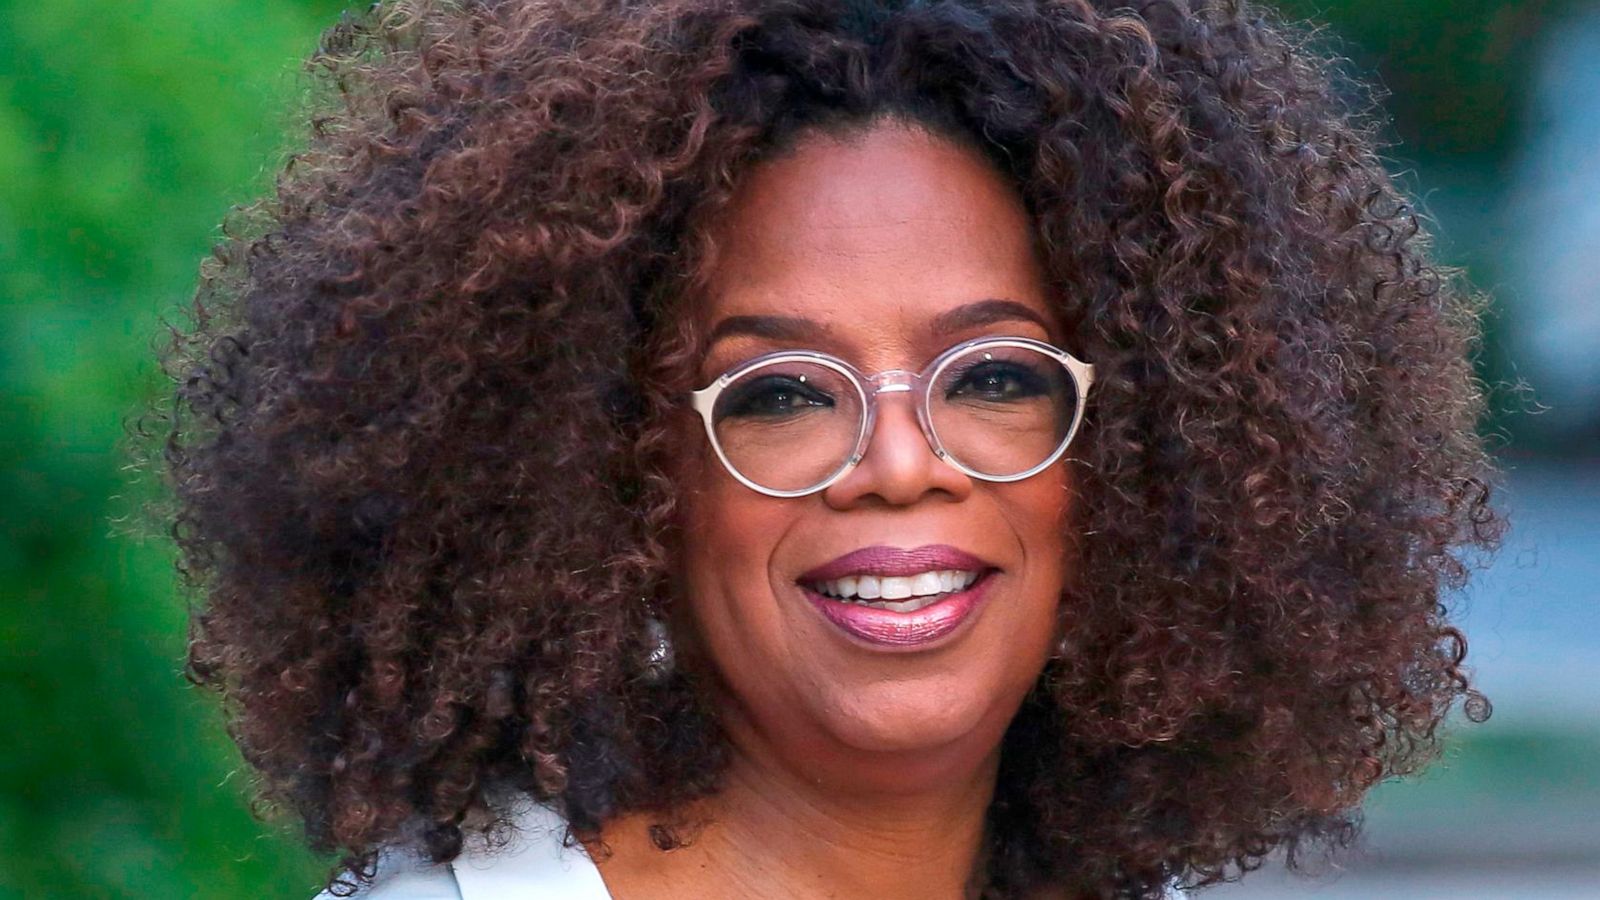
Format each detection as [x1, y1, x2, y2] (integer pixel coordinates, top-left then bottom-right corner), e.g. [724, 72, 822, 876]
[945, 361, 1049, 402]
[721, 374, 836, 419]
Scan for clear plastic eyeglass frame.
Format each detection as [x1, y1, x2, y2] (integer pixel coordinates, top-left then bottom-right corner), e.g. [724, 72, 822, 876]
[689, 334, 1096, 498]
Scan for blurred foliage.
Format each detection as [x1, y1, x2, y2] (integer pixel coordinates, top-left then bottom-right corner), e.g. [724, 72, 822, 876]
[0, 0, 1590, 898]
[2, 1, 353, 896]
[1272, 0, 1597, 457]
[1277, 0, 1569, 160]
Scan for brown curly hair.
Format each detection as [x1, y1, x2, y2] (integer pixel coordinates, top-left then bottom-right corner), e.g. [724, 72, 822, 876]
[143, 0, 1507, 896]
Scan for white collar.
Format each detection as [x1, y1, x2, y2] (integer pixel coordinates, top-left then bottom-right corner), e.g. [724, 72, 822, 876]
[361, 798, 1185, 899]
[448, 800, 613, 900]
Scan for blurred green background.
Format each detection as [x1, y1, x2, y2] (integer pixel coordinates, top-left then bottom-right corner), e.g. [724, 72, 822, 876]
[3, 1, 1596, 898]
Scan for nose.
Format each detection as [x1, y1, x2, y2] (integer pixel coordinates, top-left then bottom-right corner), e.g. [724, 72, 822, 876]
[821, 388, 972, 509]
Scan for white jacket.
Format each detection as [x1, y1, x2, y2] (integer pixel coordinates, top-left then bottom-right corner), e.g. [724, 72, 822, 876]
[316, 800, 610, 900]
[317, 800, 1188, 899]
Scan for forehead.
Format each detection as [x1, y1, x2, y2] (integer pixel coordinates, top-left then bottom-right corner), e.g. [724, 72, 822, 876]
[696, 121, 1059, 357]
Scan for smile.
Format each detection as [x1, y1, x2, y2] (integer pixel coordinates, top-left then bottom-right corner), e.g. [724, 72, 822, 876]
[802, 569, 983, 611]
[795, 545, 1000, 648]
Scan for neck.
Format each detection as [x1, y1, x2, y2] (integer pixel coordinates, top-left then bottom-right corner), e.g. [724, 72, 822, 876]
[590, 711, 1000, 900]
[704, 739, 998, 900]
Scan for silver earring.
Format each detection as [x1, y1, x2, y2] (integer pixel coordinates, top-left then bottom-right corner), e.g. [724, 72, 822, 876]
[643, 614, 674, 683]
[1050, 625, 1071, 661]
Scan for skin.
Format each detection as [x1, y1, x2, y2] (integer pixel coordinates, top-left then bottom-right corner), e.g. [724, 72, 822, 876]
[589, 120, 1076, 900]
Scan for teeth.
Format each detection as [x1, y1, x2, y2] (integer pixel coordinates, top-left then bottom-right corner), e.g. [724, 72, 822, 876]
[881, 576, 913, 600]
[806, 569, 983, 607]
[856, 593, 946, 613]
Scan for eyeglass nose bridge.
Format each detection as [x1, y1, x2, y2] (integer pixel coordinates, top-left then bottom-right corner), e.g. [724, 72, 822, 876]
[852, 368, 949, 465]
[864, 368, 919, 394]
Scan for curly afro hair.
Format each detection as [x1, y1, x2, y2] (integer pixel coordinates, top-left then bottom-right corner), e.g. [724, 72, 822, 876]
[144, 0, 1507, 896]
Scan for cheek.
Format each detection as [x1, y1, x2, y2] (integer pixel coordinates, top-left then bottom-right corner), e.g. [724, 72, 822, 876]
[681, 484, 773, 583]
[674, 449, 792, 645]
[999, 466, 1075, 633]
[1012, 464, 1074, 560]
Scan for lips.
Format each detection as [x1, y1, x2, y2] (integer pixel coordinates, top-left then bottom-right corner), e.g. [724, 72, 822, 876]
[796, 544, 997, 583]
[796, 544, 1000, 649]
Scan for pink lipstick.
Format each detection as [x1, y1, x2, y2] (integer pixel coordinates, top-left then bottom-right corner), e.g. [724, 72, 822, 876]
[796, 544, 999, 649]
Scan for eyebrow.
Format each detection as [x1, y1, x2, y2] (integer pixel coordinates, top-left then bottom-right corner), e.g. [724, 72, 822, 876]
[929, 298, 1053, 338]
[705, 298, 1053, 350]
[706, 313, 829, 347]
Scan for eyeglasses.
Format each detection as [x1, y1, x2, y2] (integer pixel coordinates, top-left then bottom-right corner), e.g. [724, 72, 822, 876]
[689, 335, 1095, 497]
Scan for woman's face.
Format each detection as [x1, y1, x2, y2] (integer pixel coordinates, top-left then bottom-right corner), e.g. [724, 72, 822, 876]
[677, 121, 1074, 788]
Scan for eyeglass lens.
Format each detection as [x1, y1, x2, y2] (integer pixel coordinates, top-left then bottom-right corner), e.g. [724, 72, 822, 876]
[709, 344, 1079, 494]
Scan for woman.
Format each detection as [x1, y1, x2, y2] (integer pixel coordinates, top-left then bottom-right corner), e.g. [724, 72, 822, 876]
[151, 0, 1506, 897]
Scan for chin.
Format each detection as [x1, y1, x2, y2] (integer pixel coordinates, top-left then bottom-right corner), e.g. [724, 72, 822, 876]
[824, 680, 1015, 758]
